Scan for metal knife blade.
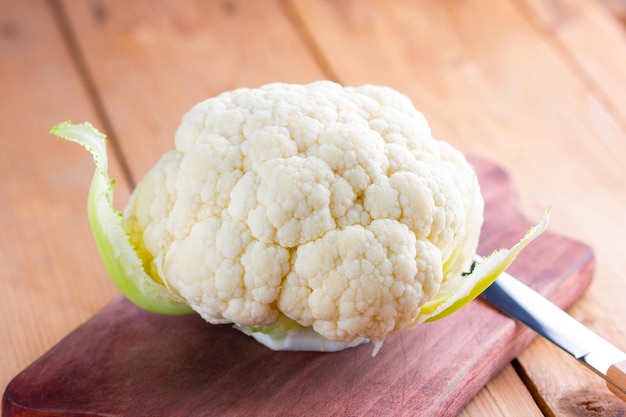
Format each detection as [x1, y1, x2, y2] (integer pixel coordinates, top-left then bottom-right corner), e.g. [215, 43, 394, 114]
[480, 268, 626, 401]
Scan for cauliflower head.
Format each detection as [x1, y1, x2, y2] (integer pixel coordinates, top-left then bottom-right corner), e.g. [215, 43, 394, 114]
[123, 81, 483, 344]
[51, 81, 549, 353]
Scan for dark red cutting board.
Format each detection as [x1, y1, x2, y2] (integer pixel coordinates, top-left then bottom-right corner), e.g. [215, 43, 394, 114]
[3, 157, 594, 417]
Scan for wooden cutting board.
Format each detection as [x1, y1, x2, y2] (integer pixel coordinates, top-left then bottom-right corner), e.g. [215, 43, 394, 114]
[2, 157, 594, 417]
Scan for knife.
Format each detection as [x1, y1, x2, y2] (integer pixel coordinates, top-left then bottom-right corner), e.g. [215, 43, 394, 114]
[480, 266, 626, 401]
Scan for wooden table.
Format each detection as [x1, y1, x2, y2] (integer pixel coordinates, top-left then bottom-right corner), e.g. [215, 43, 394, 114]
[2, 0, 626, 415]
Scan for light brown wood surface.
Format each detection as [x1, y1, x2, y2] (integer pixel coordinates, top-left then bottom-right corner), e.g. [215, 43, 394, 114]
[2, 0, 626, 415]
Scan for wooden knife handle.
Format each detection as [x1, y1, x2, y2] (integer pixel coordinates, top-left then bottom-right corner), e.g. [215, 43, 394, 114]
[607, 360, 626, 401]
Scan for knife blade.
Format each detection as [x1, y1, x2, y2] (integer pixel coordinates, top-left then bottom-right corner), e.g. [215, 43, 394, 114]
[480, 267, 626, 401]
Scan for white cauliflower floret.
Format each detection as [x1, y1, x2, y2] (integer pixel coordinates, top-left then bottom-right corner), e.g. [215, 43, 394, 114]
[229, 156, 339, 247]
[279, 220, 441, 343]
[164, 218, 290, 325]
[122, 81, 484, 347]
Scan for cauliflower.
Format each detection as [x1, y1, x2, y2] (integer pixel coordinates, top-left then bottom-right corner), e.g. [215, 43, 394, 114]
[51, 81, 548, 354]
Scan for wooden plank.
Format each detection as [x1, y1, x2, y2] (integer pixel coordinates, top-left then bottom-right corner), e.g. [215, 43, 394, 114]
[517, 336, 626, 416]
[490, 0, 626, 413]
[3, 157, 593, 417]
[285, 0, 626, 414]
[516, 0, 626, 126]
[458, 366, 543, 417]
[0, 0, 129, 393]
[59, 0, 327, 183]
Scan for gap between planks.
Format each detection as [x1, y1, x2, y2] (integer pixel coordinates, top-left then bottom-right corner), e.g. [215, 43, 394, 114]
[278, 0, 343, 83]
[512, 357, 557, 417]
[510, 0, 626, 135]
[47, 0, 137, 189]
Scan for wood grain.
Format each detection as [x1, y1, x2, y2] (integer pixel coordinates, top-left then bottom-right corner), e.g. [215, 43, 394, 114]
[516, 338, 626, 416]
[2, 157, 594, 417]
[517, 0, 626, 125]
[458, 366, 543, 417]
